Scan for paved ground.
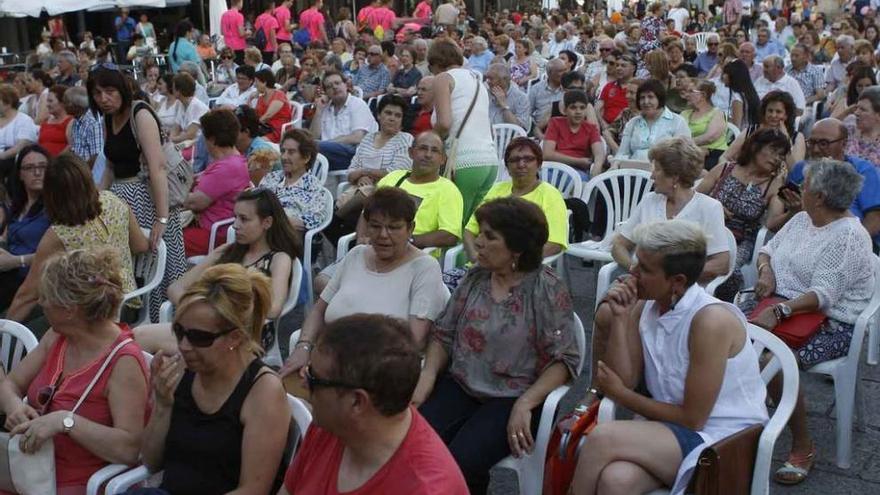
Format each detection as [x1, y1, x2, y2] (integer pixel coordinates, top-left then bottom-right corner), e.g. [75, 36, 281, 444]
[279, 258, 880, 494]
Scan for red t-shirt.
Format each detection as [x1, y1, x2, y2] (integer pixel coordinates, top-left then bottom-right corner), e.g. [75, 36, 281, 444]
[256, 90, 292, 143]
[274, 5, 292, 41]
[544, 116, 601, 160]
[411, 110, 434, 136]
[600, 80, 628, 123]
[300, 7, 326, 43]
[221, 8, 246, 50]
[284, 408, 468, 495]
[255, 13, 280, 52]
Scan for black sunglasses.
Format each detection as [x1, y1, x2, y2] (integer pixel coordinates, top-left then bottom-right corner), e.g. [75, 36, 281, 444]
[172, 322, 237, 347]
[305, 365, 365, 392]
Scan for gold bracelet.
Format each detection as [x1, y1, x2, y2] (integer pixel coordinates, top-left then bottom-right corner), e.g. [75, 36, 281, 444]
[757, 262, 769, 274]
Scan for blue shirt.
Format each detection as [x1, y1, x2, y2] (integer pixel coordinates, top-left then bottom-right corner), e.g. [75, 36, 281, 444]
[467, 50, 495, 75]
[115, 16, 137, 41]
[168, 38, 200, 73]
[755, 40, 786, 63]
[788, 155, 880, 244]
[694, 52, 718, 76]
[4, 207, 50, 279]
[353, 64, 391, 96]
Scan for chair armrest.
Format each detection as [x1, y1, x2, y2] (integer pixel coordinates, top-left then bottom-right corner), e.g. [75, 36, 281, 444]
[597, 397, 617, 423]
[104, 465, 155, 495]
[86, 464, 131, 495]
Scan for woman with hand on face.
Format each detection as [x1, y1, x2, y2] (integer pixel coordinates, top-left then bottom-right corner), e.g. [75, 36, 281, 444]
[135, 263, 291, 495]
[722, 91, 806, 167]
[415, 197, 580, 495]
[0, 248, 149, 494]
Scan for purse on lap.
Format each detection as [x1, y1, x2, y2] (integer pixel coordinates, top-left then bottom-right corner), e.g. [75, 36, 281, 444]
[687, 424, 764, 495]
[0, 338, 133, 495]
[748, 296, 827, 349]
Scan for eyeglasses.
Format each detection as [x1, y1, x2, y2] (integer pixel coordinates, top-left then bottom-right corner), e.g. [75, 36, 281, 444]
[806, 137, 845, 148]
[221, 55, 233, 60]
[599, 47, 612, 52]
[172, 323, 237, 348]
[21, 164, 48, 174]
[506, 155, 538, 165]
[304, 365, 364, 392]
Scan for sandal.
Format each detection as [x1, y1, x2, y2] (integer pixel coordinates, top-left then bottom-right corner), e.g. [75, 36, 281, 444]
[773, 445, 817, 485]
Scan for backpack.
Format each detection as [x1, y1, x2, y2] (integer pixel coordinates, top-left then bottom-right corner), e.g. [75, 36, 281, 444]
[293, 28, 311, 48]
[254, 20, 268, 51]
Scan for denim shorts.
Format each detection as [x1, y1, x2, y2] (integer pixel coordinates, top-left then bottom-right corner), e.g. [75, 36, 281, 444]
[663, 421, 705, 457]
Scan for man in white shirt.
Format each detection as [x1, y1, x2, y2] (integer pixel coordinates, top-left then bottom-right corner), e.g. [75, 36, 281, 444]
[310, 72, 378, 171]
[826, 35, 855, 93]
[755, 55, 806, 115]
[214, 66, 257, 109]
[546, 28, 575, 58]
[738, 42, 764, 80]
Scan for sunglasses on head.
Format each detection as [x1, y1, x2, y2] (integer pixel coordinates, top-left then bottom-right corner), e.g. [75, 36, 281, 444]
[172, 322, 236, 347]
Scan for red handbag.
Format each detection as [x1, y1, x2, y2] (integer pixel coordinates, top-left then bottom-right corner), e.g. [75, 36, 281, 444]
[543, 401, 600, 495]
[749, 296, 827, 348]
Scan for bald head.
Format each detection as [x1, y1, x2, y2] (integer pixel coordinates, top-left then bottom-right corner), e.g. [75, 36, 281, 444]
[416, 75, 435, 107]
[809, 118, 848, 160]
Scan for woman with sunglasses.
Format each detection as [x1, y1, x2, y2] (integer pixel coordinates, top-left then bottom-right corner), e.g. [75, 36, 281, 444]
[0, 144, 51, 312]
[137, 263, 291, 495]
[214, 47, 239, 87]
[136, 188, 300, 366]
[0, 248, 149, 494]
[87, 66, 188, 324]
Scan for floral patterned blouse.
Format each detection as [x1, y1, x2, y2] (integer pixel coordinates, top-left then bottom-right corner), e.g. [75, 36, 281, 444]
[845, 118, 880, 167]
[432, 266, 580, 399]
[259, 171, 327, 230]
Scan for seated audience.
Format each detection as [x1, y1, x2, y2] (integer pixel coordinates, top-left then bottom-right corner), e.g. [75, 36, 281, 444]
[353, 45, 391, 99]
[829, 64, 876, 121]
[253, 69, 292, 143]
[211, 47, 239, 88]
[739, 159, 875, 485]
[388, 48, 423, 96]
[844, 86, 880, 165]
[610, 137, 730, 285]
[182, 109, 250, 258]
[310, 71, 378, 171]
[234, 104, 280, 172]
[0, 248, 149, 493]
[510, 38, 538, 88]
[0, 84, 38, 180]
[136, 188, 300, 365]
[153, 74, 181, 132]
[486, 63, 530, 131]
[64, 87, 103, 168]
[169, 73, 210, 145]
[754, 55, 807, 115]
[542, 90, 605, 179]
[405, 76, 435, 135]
[615, 79, 691, 161]
[601, 78, 641, 158]
[528, 58, 566, 138]
[37, 85, 73, 156]
[259, 129, 330, 233]
[681, 79, 728, 170]
[214, 65, 257, 109]
[347, 95, 413, 185]
[6, 153, 148, 323]
[723, 90, 807, 167]
[280, 314, 468, 494]
[571, 220, 768, 494]
[696, 129, 790, 301]
[138, 264, 290, 494]
[281, 187, 449, 374]
[415, 197, 580, 494]
[0, 145, 50, 311]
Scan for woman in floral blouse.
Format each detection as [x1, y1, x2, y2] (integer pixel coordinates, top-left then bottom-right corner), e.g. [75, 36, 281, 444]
[258, 129, 328, 233]
[413, 197, 580, 495]
[845, 86, 880, 167]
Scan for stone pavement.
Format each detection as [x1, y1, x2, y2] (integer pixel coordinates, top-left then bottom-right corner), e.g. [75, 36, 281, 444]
[279, 259, 880, 494]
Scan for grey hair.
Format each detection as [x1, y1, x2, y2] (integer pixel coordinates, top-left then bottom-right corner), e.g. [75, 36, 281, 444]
[632, 220, 708, 285]
[323, 54, 344, 72]
[413, 38, 428, 49]
[63, 86, 89, 110]
[836, 34, 855, 47]
[179, 61, 207, 85]
[486, 63, 511, 83]
[58, 50, 77, 66]
[764, 55, 784, 69]
[471, 36, 488, 50]
[706, 33, 720, 42]
[804, 159, 864, 211]
[858, 85, 880, 113]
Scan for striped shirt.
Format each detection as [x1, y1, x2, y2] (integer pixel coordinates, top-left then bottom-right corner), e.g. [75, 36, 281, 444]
[786, 63, 825, 100]
[348, 131, 413, 173]
[71, 111, 103, 162]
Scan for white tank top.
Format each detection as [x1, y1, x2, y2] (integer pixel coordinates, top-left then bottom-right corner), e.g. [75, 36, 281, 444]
[639, 284, 769, 494]
[432, 67, 498, 169]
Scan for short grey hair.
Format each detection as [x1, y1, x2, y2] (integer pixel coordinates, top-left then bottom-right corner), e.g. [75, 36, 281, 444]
[63, 86, 89, 110]
[486, 63, 511, 83]
[706, 33, 720, 43]
[764, 55, 784, 69]
[58, 50, 77, 66]
[413, 38, 428, 49]
[471, 36, 488, 50]
[804, 159, 864, 211]
[631, 220, 708, 285]
[179, 61, 206, 85]
[837, 34, 855, 47]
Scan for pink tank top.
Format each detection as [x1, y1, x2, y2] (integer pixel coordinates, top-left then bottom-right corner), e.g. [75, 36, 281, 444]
[25, 327, 149, 489]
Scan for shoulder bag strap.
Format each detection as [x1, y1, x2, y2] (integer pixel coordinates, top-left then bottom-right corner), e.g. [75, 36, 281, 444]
[394, 172, 412, 187]
[454, 72, 482, 140]
[70, 338, 134, 415]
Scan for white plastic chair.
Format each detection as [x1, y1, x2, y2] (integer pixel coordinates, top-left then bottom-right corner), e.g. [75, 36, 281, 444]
[596, 323, 799, 495]
[337, 232, 358, 262]
[690, 32, 710, 52]
[494, 314, 586, 494]
[566, 169, 654, 268]
[540, 161, 583, 198]
[310, 153, 330, 185]
[574, 51, 586, 72]
[0, 320, 38, 372]
[492, 123, 528, 165]
[704, 228, 738, 296]
[740, 227, 773, 290]
[186, 217, 234, 266]
[304, 188, 335, 310]
[443, 243, 562, 271]
[158, 300, 174, 324]
[122, 229, 167, 326]
[352, 86, 364, 98]
[804, 256, 880, 468]
[103, 394, 312, 494]
[727, 121, 741, 144]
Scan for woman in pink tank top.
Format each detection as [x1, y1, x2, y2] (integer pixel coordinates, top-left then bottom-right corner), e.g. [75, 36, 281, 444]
[0, 248, 149, 495]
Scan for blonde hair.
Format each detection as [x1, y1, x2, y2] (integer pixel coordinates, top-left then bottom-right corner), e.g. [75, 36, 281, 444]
[39, 248, 125, 320]
[244, 47, 263, 65]
[648, 137, 704, 188]
[175, 264, 272, 356]
[632, 220, 707, 285]
[644, 49, 669, 79]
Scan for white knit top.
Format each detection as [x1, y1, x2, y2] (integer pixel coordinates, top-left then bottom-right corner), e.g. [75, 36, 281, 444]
[760, 212, 874, 324]
[432, 68, 498, 170]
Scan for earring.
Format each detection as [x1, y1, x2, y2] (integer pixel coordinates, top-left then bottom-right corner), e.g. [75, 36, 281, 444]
[228, 346, 235, 351]
[670, 292, 679, 310]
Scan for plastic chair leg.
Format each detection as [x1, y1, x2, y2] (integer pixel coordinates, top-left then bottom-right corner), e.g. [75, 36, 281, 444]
[868, 320, 879, 365]
[833, 372, 856, 469]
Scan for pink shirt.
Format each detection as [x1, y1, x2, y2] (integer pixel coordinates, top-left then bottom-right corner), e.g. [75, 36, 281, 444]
[221, 8, 246, 51]
[300, 7, 326, 44]
[274, 5, 292, 41]
[255, 13, 279, 52]
[413, 1, 433, 19]
[358, 6, 375, 24]
[195, 154, 249, 229]
[369, 7, 396, 30]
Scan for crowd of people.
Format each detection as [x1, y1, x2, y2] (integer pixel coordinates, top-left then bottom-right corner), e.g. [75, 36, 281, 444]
[1, 0, 879, 494]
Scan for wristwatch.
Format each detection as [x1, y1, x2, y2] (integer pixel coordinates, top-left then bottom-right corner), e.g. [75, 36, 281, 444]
[62, 413, 75, 434]
[774, 303, 793, 321]
[156, 217, 169, 225]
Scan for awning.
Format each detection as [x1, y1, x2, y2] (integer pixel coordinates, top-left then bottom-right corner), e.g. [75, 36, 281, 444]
[0, 0, 187, 17]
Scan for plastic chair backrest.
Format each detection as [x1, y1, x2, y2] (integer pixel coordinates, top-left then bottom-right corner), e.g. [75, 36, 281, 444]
[540, 161, 583, 198]
[580, 169, 653, 243]
[123, 228, 168, 323]
[290, 101, 304, 128]
[0, 320, 38, 373]
[492, 123, 528, 164]
[279, 258, 304, 321]
[691, 32, 710, 52]
[726, 122, 741, 145]
[705, 228, 738, 296]
[310, 154, 329, 184]
[303, 188, 335, 309]
[337, 232, 357, 262]
[287, 394, 313, 454]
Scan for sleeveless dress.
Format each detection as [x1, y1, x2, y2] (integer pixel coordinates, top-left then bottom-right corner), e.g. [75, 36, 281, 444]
[432, 68, 499, 221]
[25, 328, 148, 492]
[38, 115, 72, 156]
[159, 359, 289, 494]
[708, 162, 774, 301]
[639, 284, 769, 494]
[510, 59, 531, 86]
[105, 104, 187, 323]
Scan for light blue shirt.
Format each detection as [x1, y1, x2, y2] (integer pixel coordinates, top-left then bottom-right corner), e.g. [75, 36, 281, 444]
[168, 38, 200, 73]
[616, 108, 692, 161]
[467, 50, 495, 75]
[755, 40, 786, 63]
